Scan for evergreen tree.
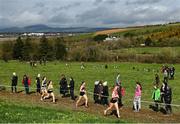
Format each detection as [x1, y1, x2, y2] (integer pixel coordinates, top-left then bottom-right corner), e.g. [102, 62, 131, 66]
[13, 36, 24, 60]
[38, 35, 54, 60]
[54, 37, 67, 60]
[22, 36, 32, 61]
[2, 41, 13, 62]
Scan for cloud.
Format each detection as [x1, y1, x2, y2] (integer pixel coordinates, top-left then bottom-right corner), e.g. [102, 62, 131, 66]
[53, 2, 81, 12]
[0, 0, 180, 28]
[126, 0, 161, 5]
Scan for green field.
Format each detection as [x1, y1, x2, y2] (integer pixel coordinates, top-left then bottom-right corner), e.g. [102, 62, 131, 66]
[0, 61, 180, 122]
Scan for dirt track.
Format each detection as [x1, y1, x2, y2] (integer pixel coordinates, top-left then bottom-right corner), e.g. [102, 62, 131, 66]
[0, 91, 179, 123]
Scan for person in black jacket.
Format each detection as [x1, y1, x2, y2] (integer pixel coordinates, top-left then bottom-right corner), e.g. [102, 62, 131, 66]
[102, 81, 109, 106]
[11, 72, 18, 93]
[94, 81, 99, 104]
[117, 82, 123, 107]
[69, 77, 75, 100]
[155, 74, 160, 86]
[98, 81, 104, 104]
[164, 82, 172, 114]
[36, 74, 41, 94]
[59, 74, 68, 97]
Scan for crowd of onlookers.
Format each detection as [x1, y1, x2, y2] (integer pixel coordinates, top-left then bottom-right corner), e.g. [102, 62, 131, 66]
[10, 64, 176, 118]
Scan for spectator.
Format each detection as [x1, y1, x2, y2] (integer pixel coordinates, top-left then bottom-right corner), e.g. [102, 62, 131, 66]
[76, 81, 88, 108]
[102, 81, 109, 106]
[164, 82, 172, 114]
[11, 72, 18, 93]
[59, 74, 68, 97]
[160, 82, 165, 103]
[36, 74, 41, 94]
[152, 85, 161, 112]
[117, 83, 123, 107]
[69, 77, 75, 100]
[98, 81, 104, 104]
[155, 74, 160, 86]
[169, 66, 175, 80]
[94, 81, 99, 104]
[133, 82, 142, 112]
[163, 69, 168, 83]
[22, 75, 30, 94]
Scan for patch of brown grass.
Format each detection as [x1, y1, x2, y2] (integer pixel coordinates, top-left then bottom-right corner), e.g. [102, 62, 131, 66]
[95, 28, 135, 35]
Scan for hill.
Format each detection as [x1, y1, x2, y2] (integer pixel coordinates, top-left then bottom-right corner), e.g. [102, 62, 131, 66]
[0, 24, 109, 33]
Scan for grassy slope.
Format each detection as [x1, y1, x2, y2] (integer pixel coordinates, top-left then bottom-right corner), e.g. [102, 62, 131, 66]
[0, 61, 180, 105]
[0, 100, 122, 123]
[113, 47, 180, 55]
[113, 23, 180, 37]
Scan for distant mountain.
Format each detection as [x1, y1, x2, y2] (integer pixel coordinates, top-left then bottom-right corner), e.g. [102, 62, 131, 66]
[0, 24, 110, 33]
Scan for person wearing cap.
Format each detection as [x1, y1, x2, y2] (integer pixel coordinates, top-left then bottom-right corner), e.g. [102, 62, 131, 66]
[36, 74, 41, 94]
[102, 81, 109, 106]
[94, 81, 99, 104]
[76, 81, 88, 108]
[11, 72, 18, 93]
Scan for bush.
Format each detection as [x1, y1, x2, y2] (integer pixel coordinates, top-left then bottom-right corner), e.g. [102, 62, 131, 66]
[93, 34, 108, 42]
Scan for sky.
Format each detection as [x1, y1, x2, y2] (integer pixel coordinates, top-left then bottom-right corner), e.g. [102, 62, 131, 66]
[0, 0, 180, 28]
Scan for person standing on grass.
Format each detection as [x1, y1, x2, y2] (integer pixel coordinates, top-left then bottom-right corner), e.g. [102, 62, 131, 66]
[36, 74, 41, 94]
[164, 82, 172, 114]
[104, 85, 120, 118]
[22, 75, 31, 94]
[116, 73, 120, 85]
[152, 85, 161, 112]
[98, 81, 104, 104]
[155, 74, 160, 86]
[102, 81, 109, 106]
[69, 77, 75, 100]
[133, 82, 142, 112]
[11, 72, 18, 93]
[41, 76, 48, 101]
[94, 81, 99, 104]
[160, 82, 165, 103]
[76, 81, 88, 108]
[59, 74, 68, 97]
[44, 80, 55, 103]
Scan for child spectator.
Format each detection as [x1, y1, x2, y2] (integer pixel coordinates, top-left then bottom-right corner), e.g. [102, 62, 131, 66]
[133, 82, 142, 112]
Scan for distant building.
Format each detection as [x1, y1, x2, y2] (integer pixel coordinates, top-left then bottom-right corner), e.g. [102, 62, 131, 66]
[104, 35, 119, 42]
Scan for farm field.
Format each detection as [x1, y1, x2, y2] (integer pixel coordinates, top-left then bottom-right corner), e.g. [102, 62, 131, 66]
[113, 47, 180, 55]
[0, 61, 180, 123]
[95, 28, 136, 35]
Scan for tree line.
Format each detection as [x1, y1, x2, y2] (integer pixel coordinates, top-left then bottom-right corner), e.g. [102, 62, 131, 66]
[2, 36, 67, 62]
